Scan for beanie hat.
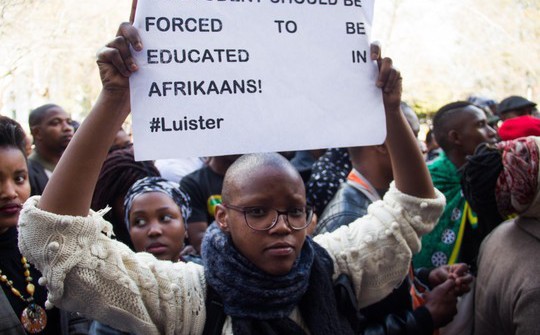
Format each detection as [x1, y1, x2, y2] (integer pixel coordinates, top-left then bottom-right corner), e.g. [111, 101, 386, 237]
[498, 115, 540, 140]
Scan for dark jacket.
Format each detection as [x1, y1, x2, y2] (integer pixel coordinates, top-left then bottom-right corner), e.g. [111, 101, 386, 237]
[316, 177, 435, 335]
[27, 158, 50, 196]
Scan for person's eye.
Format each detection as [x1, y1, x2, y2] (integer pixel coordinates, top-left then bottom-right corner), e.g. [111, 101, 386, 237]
[288, 207, 306, 217]
[14, 174, 27, 184]
[132, 218, 146, 227]
[245, 207, 268, 217]
[161, 214, 173, 222]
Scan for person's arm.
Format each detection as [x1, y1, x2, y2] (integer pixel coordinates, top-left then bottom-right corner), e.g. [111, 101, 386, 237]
[18, 18, 207, 334]
[314, 46, 445, 308]
[38, 23, 140, 215]
[371, 44, 435, 199]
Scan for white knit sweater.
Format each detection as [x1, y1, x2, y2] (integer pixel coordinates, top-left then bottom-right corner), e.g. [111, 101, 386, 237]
[17, 182, 444, 335]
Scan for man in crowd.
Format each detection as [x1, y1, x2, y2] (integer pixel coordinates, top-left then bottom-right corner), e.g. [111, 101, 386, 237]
[315, 108, 471, 334]
[497, 95, 537, 122]
[27, 103, 74, 195]
[414, 101, 498, 271]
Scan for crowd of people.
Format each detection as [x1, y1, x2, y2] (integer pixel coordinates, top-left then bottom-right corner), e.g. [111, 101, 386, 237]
[1, 16, 539, 335]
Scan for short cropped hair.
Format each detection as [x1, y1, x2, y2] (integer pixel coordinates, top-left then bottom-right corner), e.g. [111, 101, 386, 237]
[222, 152, 300, 204]
[29, 103, 60, 127]
[432, 101, 474, 152]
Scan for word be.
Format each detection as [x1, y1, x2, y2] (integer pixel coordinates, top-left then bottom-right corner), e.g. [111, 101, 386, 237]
[345, 22, 365, 34]
[145, 17, 222, 32]
[149, 116, 225, 133]
[148, 79, 262, 96]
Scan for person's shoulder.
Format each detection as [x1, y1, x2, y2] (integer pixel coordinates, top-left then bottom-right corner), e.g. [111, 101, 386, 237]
[315, 183, 370, 235]
[180, 165, 211, 187]
[484, 219, 516, 242]
[27, 157, 45, 171]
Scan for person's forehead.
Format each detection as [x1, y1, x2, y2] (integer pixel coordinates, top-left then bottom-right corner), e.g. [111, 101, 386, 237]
[43, 107, 69, 122]
[230, 164, 304, 197]
[131, 191, 177, 211]
[0, 146, 27, 170]
[458, 105, 486, 122]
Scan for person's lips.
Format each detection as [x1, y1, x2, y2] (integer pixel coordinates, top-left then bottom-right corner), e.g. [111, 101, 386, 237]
[62, 135, 73, 142]
[0, 203, 22, 216]
[145, 242, 168, 255]
[265, 241, 295, 256]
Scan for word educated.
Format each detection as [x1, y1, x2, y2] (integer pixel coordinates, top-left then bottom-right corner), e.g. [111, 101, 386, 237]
[147, 49, 249, 64]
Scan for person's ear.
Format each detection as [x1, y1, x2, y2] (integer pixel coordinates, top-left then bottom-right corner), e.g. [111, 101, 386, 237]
[448, 129, 461, 145]
[214, 204, 230, 233]
[30, 126, 41, 139]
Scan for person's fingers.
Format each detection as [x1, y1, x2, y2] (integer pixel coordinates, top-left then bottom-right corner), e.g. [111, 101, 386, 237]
[117, 22, 143, 51]
[370, 41, 381, 61]
[97, 45, 131, 77]
[455, 273, 474, 286]
[106, 34, 139, 73]
[436, 278, 457, 293]
[384, 67, 401, 93]
[451, 263, 471, 276]
[129, 0, 138, 24]
[376, 57, 392, 88]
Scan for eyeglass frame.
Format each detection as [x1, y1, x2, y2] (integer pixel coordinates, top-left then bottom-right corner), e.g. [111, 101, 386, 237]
[223, 204, 314, 231]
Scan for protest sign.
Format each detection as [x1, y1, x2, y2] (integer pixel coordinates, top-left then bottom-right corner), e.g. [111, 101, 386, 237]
[129, 0, 385, 160]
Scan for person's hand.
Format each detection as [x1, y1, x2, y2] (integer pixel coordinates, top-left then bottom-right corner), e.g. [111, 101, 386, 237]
[429, 263, 474, 296]
[370, 42, 402, 113]
[423, 278, 458, 328]
[180, 245, 198, 257]
[96, 22, 142, 93]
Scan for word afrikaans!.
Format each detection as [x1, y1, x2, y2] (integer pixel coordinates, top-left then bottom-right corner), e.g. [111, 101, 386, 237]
[148, 79, 262, 96]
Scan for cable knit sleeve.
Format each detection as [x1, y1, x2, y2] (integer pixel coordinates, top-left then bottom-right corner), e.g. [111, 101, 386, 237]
[313, 182, 445, 309]
[17, 196, 207, 335]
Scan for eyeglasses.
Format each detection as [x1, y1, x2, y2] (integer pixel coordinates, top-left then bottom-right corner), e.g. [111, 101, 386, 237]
[224, 204, 314, 231]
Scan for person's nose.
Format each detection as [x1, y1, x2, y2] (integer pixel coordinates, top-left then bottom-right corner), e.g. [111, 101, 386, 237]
[147, 221, 163, 237]
[0, 181, 18, 200]
[63, 120, 74, 133]
[487, 125, 498, 138]
[269, 212, 292, 234]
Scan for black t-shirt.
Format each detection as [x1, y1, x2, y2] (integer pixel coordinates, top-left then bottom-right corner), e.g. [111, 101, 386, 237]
[180, 165, 224, 224]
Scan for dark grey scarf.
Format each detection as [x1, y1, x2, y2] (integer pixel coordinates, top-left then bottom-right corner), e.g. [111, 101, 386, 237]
[201, 224, 355, 335]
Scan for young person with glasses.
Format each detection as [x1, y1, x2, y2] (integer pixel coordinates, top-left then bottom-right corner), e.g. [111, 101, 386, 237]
[17, 20, 445, 335]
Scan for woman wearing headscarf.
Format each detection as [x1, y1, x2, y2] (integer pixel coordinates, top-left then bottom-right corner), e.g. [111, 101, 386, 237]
[461, 137, 540, 335]
[90, 177, 193, 335]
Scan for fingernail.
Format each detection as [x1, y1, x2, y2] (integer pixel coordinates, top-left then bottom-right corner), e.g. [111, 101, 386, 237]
[134, 42, 143, 51]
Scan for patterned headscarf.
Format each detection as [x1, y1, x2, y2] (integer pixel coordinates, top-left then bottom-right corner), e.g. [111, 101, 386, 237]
[496, 137, 540, 216]
[123, 176, 191, 229]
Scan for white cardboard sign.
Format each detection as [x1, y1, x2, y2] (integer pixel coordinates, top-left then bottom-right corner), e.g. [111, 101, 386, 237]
[130, 0, 385, 160]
